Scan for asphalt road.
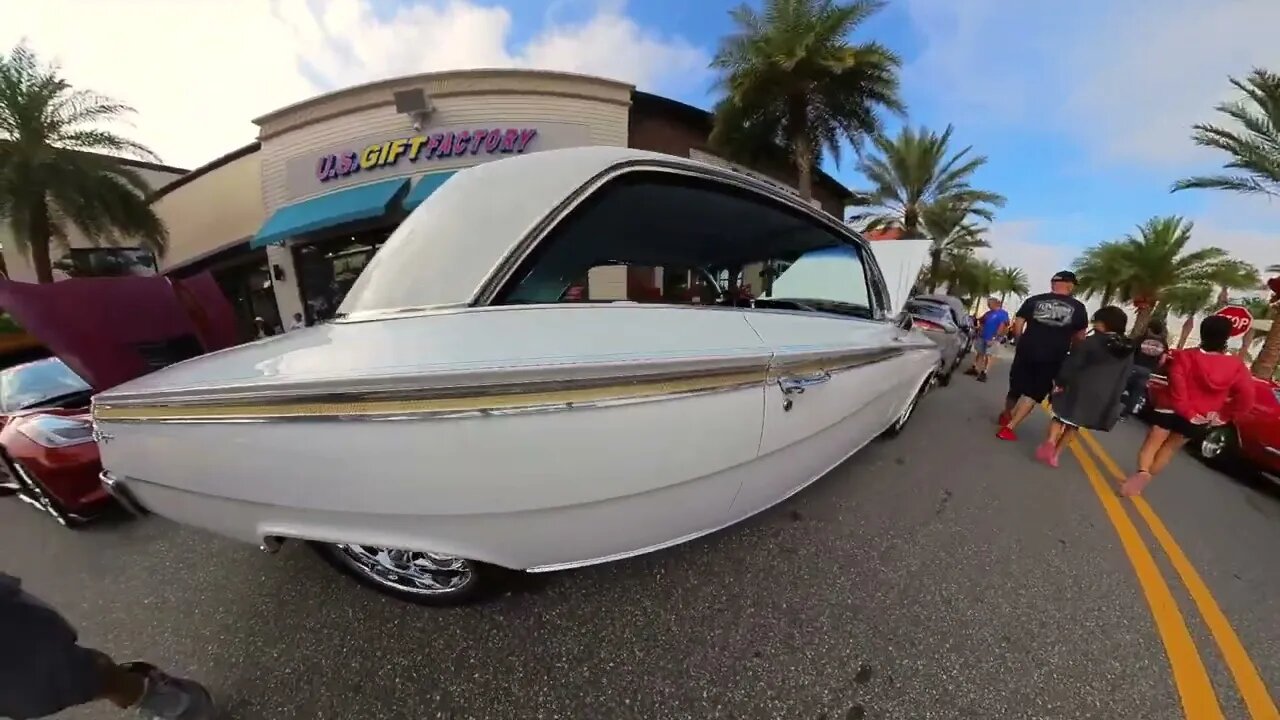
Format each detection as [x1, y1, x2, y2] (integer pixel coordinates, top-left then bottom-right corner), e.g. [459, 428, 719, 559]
[3, 356, 1279, 720]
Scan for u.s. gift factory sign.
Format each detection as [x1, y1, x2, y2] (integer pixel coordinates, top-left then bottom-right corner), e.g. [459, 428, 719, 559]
[282, 121, 591, 202]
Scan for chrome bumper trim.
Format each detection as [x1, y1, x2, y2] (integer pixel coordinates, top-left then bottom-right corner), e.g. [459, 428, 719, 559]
[98, 471, 149, 517]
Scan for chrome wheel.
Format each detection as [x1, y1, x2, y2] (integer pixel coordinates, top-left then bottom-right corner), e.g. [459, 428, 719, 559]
[330, 544, 477, 597]
[10, 459, 81, 527]
[1199, 429, 1228, 459]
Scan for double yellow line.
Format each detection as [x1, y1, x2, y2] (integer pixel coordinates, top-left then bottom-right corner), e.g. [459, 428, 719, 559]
[1059, 417, 1278, 719]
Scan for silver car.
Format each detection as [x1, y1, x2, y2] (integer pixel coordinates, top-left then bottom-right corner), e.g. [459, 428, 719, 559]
[904, 297, 969, 385]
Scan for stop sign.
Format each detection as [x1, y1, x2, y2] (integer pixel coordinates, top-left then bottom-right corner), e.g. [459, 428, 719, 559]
[1214, 304, 1253, 337]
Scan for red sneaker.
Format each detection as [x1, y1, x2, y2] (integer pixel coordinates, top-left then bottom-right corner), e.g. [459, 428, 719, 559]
[1035, 441, 1054, 463]
[996, 426, 1017, 441]
[997, 410, 1012, 426]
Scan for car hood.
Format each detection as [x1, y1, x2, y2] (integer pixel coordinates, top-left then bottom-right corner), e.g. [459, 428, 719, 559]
[866, 238, 932, 316]
[0, 273, 240, 392]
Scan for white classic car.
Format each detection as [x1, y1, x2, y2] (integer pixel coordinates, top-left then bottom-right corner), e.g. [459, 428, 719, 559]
[92, 147, 940, 605]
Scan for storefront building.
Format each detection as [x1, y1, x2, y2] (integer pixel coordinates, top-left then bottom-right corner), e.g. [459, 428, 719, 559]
[33, 69, 854, 339]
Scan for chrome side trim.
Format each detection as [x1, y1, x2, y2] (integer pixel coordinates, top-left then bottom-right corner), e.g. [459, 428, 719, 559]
[94, 349, 772, 407]
[92, 369, 768, 423]
[1265, 446, 1279, 457]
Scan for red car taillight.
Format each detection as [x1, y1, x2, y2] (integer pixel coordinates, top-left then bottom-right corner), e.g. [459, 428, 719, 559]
[913, 318, 944, 332]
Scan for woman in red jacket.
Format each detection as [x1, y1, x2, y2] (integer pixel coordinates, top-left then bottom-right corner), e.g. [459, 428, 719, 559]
[1121, 315, 1255, 497]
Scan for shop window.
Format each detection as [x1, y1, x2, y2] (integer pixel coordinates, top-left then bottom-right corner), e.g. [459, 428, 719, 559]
[295, 229, 393, 323]
[496, 171, 879, 319]
[212, 255, 281, 341]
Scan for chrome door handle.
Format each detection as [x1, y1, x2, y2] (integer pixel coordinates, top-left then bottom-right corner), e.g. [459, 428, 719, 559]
[777, 371, 832, 395]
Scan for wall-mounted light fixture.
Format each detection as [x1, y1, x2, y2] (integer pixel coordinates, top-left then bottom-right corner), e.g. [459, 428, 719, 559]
[394, 88, 434, 131]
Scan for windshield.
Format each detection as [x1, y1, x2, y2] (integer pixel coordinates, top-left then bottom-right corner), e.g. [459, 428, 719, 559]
[0, 358, 92, 413]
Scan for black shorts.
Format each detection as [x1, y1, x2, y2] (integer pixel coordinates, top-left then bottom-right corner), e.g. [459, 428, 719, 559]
[1148, 411, 1208, 440]
[1007, 355, 1062, 404]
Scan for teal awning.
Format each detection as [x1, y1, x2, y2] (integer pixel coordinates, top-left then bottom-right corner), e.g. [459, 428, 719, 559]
[401, 171, 458, 211]
[250, 177, 410, 248]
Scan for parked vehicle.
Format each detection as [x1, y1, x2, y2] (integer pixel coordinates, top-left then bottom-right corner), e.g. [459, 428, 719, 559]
[92, 147, 940, 605]
[1145, 368, 1280, 483]
[911, 294, 974, 356]
[0, 357, 106, 526]
[0, 271, 242, 527]
[903, 298, 965, 385]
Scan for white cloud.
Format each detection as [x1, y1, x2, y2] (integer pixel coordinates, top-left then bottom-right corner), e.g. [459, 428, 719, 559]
[903, 0, 1280, 169]
[1063, 0, 1280, 168]
[978, 220, 1075, 303]
[0, 0, 709, 168]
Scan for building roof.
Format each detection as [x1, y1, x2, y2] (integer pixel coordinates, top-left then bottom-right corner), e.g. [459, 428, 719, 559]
[149, 142, 260, 202]
[630, 91, 855, 203]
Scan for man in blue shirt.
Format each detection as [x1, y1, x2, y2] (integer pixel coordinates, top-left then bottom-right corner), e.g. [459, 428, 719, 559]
[966, 297, 1010, 382]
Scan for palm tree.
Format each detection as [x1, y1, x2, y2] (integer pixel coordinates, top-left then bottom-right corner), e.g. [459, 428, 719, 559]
[1072, 241, 1129, 306]
[851, 124, 1006, 238]
[992, 265, 1029, 303]
[710, 0, 905, 200]
[1161, 284, 1216, 349]
[963, 258, 1000, 311]
[1110, 216, 1257, 335]
[0, 44, 166, 283]
[1172, 68, 1280, 378]
[916, 201, 989, 292]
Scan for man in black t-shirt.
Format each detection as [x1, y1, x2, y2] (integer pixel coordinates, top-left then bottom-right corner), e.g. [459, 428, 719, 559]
[996, 271, 1089, 441]
[1121, 318, 1169, 414]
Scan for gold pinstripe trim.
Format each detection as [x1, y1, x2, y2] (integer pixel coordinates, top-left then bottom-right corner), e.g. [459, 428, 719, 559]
[91, 369, 769, 422]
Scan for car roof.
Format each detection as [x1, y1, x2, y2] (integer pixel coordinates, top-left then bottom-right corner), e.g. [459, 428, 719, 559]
[336, 146, 863, 318]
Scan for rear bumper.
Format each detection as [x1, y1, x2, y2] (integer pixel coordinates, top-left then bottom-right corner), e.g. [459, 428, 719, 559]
[98, 471, 150, 516]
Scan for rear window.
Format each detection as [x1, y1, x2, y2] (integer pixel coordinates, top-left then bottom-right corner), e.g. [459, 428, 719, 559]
[906, 302, 951, 322]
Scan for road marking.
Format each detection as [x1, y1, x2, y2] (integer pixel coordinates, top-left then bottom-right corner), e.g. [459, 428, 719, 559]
[1077, 429, 1280, 720]
[1061, 437, 1225, 718]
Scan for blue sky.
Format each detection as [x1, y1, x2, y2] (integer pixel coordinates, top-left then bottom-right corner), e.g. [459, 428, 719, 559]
[7, 0, 1277, 287]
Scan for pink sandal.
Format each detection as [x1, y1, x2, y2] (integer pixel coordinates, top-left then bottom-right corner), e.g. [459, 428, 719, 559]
[1119, 471, 1152, 497]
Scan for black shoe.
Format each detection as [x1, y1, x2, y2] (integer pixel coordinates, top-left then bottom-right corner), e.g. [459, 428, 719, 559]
[977, 372, 988, 382]
[963, 367, 979, 376]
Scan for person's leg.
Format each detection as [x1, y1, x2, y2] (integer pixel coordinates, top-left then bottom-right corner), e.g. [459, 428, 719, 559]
[0, 583, 213, 720]
[1150, 433, 1189, 475]
[1050, 426, 1076, 467]
[1121, 425, 1171, 496]
[1123, 367, 1151, 414]
[1037, 418, 1065, 463]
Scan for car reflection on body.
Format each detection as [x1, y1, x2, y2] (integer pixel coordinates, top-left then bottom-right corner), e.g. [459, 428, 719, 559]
[0, 357, 108, 526]
[92, 147, 940, 605]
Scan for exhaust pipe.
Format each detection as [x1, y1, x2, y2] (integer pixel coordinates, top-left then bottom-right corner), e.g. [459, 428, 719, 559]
[260, 536, 286, 554]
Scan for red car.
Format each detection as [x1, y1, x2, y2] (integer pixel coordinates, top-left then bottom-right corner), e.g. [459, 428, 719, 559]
[0, 271, 244, 527]
[0, 356, 107, 525]
[1146, 369, 1280, 483]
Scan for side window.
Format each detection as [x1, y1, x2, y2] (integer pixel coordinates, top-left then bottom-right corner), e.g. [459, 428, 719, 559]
[496, 171, 878, 320]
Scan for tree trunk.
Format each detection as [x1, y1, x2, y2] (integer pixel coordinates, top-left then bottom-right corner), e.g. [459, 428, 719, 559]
[786, 92, 814, 202]
[27, 202, 54, 284]
[926, 248, 942, 293]
[1101, 285, 1115, 307]
[1177, 314, 1194, 349]
[1132, 305, 1153, 338]
[1250, 305, 1280, 380]
[1238, 328, 1255, 361]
